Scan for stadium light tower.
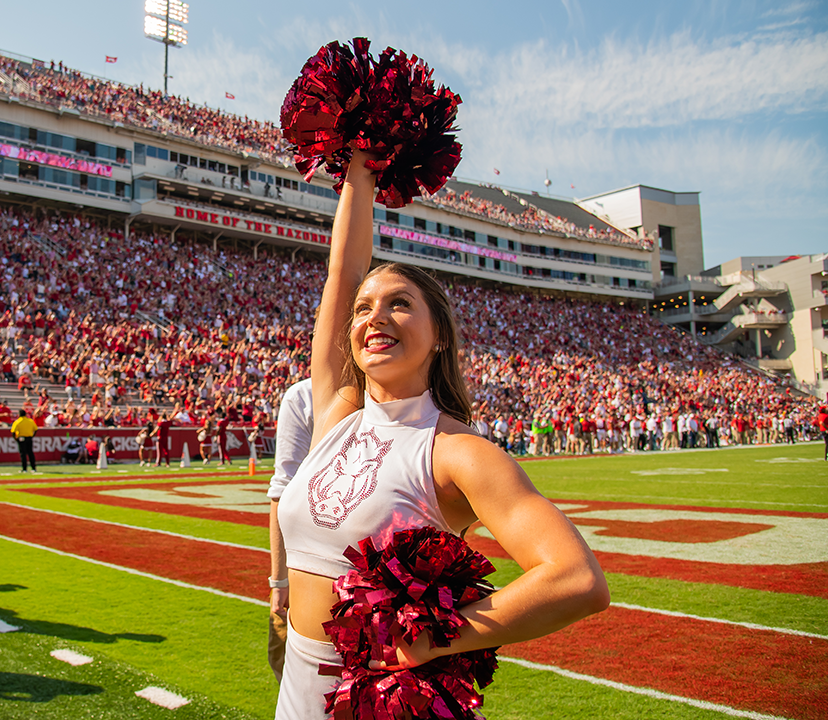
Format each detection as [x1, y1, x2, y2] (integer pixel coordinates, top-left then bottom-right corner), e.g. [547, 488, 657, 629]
[144, 0, 189, 95]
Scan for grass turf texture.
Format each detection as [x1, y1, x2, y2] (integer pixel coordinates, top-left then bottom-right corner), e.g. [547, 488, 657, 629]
[1, 441, 826, 718]
[0, 630, 259, 719]
[0, 540, 277, 719]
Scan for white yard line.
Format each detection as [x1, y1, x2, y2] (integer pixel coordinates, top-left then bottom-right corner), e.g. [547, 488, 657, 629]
[611, 602, 828, 641]
[499, 657, 795, 720]
[0, 500, 268, 553]
[0, 535, 268, 607]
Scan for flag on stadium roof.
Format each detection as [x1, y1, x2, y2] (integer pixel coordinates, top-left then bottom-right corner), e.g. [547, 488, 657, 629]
[225, 92, 235, 100]
[493, 168, 500, 175]
[106, 56, 117, 63]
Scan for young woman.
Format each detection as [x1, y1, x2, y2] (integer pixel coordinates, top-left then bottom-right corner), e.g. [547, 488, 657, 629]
[274, 151, 609, 718]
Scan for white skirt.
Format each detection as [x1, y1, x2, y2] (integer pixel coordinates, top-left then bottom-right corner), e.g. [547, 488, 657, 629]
[274, 616, 342, 720]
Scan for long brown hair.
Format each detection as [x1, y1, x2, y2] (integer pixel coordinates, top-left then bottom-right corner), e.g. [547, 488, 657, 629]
[340, 263, 472, 425]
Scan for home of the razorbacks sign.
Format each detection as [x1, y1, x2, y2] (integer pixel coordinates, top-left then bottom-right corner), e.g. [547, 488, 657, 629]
[172, 204, 331, 245]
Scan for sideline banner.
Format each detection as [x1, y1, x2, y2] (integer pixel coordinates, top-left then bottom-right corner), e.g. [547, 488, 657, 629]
[0, 427, 274, 464]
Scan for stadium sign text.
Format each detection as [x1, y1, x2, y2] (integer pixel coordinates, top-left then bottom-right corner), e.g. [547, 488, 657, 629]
[0, 143, 113, 177]
[379, 224, 518, 262]
[173, 205, 330, 245]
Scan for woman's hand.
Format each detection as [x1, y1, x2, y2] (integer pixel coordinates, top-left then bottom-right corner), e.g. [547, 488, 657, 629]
[270, 586, 289, 620]
[367, 630, 440, 672]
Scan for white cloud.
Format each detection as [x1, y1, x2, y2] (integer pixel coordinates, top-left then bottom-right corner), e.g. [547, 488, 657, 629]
[458, 30, 828, 132]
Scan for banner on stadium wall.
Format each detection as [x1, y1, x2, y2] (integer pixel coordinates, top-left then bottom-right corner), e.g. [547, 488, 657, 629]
[0, 427, 273, 465]
[171, 204, 331, 245]
[379, 224, 518, 263]
[0, 143, 114, 178]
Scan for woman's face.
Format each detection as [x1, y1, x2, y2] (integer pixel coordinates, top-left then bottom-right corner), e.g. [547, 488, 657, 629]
[350, 271, 438, 401]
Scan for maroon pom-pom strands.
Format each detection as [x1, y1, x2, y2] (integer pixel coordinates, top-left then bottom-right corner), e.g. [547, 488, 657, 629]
[320, 527, 499, 719]
[280, 38, 462, 208]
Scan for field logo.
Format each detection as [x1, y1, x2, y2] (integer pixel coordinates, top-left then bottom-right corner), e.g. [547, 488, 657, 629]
[476, 507, 828, 566]
[100, 483, 269, 513]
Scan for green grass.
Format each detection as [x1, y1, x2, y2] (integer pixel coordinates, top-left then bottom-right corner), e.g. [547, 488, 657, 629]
[0, 631, 259, 719]
[523, 442, 827, 512]
[0, 539, 277, 720]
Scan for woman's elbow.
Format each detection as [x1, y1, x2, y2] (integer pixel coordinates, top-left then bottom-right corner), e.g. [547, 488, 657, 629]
[573, 564, 611, 617]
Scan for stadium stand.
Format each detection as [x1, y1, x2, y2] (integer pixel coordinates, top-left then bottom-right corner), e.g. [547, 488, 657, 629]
[0, 51, 819, 452]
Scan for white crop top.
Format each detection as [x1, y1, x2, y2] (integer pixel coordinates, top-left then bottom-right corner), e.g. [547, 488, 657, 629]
[278, 390, 456, 579]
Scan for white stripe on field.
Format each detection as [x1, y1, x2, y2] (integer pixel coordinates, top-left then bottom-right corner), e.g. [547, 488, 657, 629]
[135, 686, 190, 709]
[0, 535, 268, 607]
[0, 501, 268, 553]
[499, 656, 794, 720]
[0, 619, 21, 632]
[612, 602, 828, 641]
[51, 648, 94, 666]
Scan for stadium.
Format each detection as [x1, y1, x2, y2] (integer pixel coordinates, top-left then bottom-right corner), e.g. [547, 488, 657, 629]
[0, 32, 826, 720]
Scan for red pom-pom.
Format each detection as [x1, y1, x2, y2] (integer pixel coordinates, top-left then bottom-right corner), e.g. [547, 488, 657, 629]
[281, 39, 462, 208]
[321, 527, 498, 719]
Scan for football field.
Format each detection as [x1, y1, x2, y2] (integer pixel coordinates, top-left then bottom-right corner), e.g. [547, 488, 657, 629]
[0, 442, 825, 719]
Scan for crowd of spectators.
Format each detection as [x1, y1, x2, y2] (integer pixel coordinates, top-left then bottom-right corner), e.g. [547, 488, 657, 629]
[0, 203, 818, 452]
[425, 187, 653, 251]
[0, 54, 292, 164]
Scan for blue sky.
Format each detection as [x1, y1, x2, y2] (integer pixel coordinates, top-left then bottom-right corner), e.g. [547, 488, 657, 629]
[1, 0, 826, 267]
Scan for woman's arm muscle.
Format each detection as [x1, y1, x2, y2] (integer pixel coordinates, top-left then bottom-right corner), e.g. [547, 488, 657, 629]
[424, 434, 609, 660]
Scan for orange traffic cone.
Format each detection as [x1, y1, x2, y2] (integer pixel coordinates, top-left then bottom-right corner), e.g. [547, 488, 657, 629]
[248, 456, 256, 476]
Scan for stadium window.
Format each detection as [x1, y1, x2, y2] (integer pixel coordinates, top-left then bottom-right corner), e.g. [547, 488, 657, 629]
[189, 155, 199, 167]
[508, 240, 515, 251]
[613, 277, 620, 286]
[291, 180, 298, 190]
[487, 235, 498, 247]
[436, 223, 444, 235]
[146, 145, 157, 159]
[478, 256, 487, 268]
[0, 121, 17, 139]
[218, 163, 227, 174]
[199, 157, 207, 169]
[228, 166, 239, 177]
[658, 225, 674, 252]
[380, 236, 393, 250]
[170, 151, 179, 162]
[19, 161, 39, 181]
[661, 261, 676, 278]
[464, 229, 476, 242]
[267, 175, 274, 184]
[116, 147, 128, 164]
[207, 160, 217, 172]
[414, 217, 426, 231]
[79, 174, 89, 190]
[493, 259, 501, 271]
[385, 211, 399, 224]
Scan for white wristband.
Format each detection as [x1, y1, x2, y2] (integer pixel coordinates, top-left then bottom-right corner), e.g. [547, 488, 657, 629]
[268, 576, 289, 589]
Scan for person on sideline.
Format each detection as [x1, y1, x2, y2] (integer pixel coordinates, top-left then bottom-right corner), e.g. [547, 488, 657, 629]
[11, 409, 38, 473]
[273, 150, 609, 718]
[267, 377, 314, 682]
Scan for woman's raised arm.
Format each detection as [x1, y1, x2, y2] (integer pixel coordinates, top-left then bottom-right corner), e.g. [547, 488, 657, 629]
[310, 150, 376, 443]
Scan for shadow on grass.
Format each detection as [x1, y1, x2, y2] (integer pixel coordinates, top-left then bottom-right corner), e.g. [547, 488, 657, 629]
[0, 609, 165, 645]
[0, 672, 104, 702]
[0, 585, 27, 592]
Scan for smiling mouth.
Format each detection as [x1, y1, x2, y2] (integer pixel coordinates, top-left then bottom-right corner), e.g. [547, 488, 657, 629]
[365, 335, 399, 350]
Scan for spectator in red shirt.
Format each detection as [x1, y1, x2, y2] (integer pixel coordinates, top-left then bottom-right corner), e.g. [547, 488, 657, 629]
[217, 409, 231, 466]
[0, 399, 12, 427]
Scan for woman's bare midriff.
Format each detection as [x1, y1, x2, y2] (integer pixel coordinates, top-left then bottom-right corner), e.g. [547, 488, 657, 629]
[288, 569, 341, 641]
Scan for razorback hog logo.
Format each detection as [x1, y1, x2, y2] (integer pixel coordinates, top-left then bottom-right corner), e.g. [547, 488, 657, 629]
[308, 429, 393, 529]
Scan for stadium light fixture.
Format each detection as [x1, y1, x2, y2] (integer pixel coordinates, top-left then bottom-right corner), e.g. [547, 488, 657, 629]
[144, 0, 189, 95]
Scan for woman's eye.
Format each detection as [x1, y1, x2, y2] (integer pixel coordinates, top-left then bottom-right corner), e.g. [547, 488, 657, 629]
[391, 298, 410, 308]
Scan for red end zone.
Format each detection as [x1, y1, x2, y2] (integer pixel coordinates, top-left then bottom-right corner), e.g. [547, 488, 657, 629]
[10, 483, 828, 598]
